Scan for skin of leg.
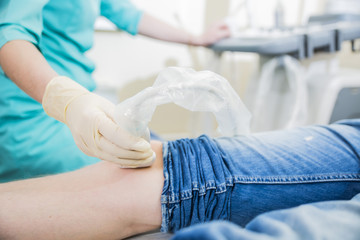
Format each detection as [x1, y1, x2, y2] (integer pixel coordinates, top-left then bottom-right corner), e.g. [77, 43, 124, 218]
[0, 141, 164, 240]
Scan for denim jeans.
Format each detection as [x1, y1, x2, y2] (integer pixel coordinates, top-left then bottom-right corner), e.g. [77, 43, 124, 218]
[172, 193, 360, 240]
[160, 119, 360, 236]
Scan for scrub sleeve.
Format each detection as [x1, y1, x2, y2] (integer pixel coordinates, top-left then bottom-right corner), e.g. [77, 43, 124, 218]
[100, 0, 143, 35]
[0, 0, 47, 50]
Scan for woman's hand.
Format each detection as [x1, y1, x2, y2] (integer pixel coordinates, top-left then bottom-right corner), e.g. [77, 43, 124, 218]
[137, 13, 230, 47]
[190, 21, 231, 46]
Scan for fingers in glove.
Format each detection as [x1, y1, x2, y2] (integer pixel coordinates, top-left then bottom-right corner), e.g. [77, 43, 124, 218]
[97, 135, 154, 160]
[97, 150, 155, 168]
[73, 134, 93, 157]
[97, 115, 151, 152]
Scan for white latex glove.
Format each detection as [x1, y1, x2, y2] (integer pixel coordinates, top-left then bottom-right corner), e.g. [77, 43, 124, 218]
[42, 76, 155, 168]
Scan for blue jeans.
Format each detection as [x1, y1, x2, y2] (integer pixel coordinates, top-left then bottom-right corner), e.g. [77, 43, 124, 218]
[160, 119, 360, 236]
[172, 193, 360, 240]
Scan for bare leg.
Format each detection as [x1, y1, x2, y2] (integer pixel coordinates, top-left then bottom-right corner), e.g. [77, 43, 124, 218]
[0, 141, 164, 240]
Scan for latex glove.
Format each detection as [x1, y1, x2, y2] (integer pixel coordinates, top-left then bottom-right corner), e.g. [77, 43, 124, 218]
[190, 21, 231, 46]
[42, 76, 155, 168]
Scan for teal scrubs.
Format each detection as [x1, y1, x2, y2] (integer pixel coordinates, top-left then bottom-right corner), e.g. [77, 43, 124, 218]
[0, 0, 143, 182]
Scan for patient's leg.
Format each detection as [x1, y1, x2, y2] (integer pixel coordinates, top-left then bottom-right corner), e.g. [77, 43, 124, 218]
[161, 119, 360, 232]
[1, 120, 360, 239]
[0, 141, 164, 240]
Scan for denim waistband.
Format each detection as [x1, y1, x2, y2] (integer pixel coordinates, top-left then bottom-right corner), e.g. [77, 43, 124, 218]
[161, 136, 235, 232]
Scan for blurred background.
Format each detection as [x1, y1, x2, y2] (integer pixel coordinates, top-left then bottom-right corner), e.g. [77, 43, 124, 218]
[88, 0, 360, 140]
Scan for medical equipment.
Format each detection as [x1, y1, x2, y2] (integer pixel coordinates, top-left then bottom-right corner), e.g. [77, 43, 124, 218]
[210, 13, 360, 128]
[249, 56, 307, 132]
[114, 67, 251, 139]
[316, 69, 360, 124]
[212, 12, 360, 58]
[274, 0, 285, 29]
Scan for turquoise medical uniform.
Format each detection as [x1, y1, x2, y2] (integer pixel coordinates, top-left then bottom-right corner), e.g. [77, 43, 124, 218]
[0, 0, 143, 182]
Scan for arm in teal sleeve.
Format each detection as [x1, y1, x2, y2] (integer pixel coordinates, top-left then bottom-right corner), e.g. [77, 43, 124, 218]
[0, 0, 49, 50]
[100, 0, 143, 35]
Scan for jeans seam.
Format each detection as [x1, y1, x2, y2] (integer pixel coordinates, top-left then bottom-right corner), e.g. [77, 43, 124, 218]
[232, 173, 360, 184]
[162, 184, 235, 204]
[161, 174, 360, 204]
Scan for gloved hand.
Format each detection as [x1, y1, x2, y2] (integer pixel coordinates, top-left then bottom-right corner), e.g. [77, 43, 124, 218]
[42, 76, 155, 168]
